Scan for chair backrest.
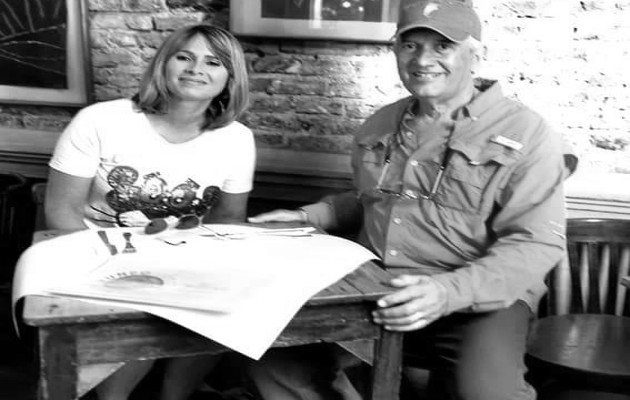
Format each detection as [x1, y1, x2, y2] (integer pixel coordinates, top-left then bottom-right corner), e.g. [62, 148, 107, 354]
[0, 173, 28, 234]
[31, 182, 47, 231]
[545, 218, 630, 316]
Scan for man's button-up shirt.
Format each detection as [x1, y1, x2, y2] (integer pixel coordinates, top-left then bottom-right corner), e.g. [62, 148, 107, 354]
[304, 80, 568, 315]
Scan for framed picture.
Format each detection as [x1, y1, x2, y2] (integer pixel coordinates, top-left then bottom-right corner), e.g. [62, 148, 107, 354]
[230, 0, 399, 43]
[0, 0, 92, 106]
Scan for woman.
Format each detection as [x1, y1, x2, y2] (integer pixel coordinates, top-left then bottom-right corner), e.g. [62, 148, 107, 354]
[45, 24, 254, 400]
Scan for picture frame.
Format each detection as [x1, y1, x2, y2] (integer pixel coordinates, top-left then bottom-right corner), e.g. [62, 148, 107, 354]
[230, 0, 399, 43]
[0, 0, 92, 106]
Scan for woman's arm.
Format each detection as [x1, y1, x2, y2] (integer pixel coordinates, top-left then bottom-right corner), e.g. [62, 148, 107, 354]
[45, 168, 92, 230]
[204, 191, 248, 224]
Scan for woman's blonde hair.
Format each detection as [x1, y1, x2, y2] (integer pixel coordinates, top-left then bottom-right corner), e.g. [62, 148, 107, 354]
[134, 24, 249, 130]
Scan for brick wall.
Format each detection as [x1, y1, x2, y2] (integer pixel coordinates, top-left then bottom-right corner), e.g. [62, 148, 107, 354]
[1, 0, 629, 174]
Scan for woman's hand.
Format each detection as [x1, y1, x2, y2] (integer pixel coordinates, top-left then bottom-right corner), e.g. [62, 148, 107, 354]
[247, 209, 307, 223]
[372, 275, 448, 332]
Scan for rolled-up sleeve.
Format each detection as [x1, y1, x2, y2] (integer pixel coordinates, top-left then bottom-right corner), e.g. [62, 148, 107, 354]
[432, 123, 567, 314]
[301, 190, 363, 232]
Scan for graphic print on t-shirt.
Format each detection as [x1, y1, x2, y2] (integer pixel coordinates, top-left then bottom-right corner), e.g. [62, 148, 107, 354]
[102, 165, 220, 226]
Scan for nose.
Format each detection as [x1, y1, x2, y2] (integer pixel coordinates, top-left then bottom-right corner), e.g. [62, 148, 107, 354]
[185, 59, 204, 74]
[412, 47, 437, 66]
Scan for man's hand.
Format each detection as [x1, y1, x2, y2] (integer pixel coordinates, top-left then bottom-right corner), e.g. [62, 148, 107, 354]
[247, 209, 306, 223]
[372, 275, 448, 331]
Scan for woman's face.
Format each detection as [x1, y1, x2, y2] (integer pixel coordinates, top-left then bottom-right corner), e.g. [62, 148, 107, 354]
[165, 34, 230, 104]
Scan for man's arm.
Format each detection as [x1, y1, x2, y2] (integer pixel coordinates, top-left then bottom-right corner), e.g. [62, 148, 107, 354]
[248, 190, 363, 232]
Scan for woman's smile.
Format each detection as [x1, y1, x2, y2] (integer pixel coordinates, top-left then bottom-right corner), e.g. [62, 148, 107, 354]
[179, 76, 208, 85]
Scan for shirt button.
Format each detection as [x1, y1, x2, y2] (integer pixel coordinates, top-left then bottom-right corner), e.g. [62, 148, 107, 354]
[393, 217, 402, 224]
[410, 160, 419, 167]
[389, 249, 398, 256]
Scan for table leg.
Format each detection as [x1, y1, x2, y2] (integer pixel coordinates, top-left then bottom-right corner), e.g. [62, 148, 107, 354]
[38, 327, 78, 400]
[369, 329, 404, 400]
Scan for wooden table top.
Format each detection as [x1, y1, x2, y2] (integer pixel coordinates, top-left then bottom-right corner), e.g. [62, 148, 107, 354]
[528, 314, 630, 378]
[22, 260, 394, 327]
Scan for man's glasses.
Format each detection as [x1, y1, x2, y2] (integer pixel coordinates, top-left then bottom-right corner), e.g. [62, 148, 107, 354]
[372, 145, 454, 201]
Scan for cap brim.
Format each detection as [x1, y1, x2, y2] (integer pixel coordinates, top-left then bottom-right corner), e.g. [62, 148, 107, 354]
[396, 23, 469, 42]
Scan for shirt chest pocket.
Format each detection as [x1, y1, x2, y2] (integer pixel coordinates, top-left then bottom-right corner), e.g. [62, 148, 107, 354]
[354, 142, 387, 190]
[435, 144, 520, 214]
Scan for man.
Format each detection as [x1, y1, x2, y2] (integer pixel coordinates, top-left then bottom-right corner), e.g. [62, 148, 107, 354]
[249, 0, 573, 398]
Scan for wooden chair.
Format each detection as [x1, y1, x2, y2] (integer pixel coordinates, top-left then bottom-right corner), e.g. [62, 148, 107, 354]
[527, 218, 630, 397]
[0, 172, 34, 283]
[31, 182, 47, 232]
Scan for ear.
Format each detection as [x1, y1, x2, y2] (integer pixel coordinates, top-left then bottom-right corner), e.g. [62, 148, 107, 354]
[478, 44, 488, 61]
[470, 45, 486, 75]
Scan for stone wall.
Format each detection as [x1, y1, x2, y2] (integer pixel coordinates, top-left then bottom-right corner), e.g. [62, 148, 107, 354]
[1, 0, 629, 175]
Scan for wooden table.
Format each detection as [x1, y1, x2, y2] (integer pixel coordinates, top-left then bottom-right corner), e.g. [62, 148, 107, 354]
[22, 259, 403, 400]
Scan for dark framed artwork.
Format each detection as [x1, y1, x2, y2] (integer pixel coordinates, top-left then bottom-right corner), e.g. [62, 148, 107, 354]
[0, 0, 92, 106]
[230, 0, 400, 42]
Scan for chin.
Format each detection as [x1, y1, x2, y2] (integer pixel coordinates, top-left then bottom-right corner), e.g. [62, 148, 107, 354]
[404, 82, 442, 98]
[409, 88, 443, 99]
[175, 92, 218, 102]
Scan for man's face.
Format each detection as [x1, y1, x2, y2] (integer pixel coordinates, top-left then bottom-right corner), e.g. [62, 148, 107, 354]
[395, 29, 477, 103]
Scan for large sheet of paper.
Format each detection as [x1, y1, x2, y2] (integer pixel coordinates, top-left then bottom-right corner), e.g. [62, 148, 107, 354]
[12, 225, 377, 359]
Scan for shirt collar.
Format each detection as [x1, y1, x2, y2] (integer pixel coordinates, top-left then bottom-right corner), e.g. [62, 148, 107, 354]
[355, 79, 503, 147]
[356, 97, 412, 147]
[462, 78, 503, 120]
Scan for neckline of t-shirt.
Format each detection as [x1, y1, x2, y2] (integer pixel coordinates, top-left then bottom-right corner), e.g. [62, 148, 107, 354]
[134, 104, 220, 146]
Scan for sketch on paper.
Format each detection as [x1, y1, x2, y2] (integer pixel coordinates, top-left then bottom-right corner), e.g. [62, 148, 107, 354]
[47, 256, 272, 313]
[0, 0, 67, 89]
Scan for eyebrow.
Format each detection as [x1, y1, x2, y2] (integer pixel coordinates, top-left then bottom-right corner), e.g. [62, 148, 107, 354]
[399, 38, 457, 47]
[177, 49, 220, 60]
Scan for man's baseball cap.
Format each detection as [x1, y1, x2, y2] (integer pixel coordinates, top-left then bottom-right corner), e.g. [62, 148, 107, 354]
[395, 0, 482, 42]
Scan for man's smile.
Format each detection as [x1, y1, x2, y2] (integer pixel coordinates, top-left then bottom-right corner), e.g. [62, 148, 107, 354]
[410, 71, 445, 80]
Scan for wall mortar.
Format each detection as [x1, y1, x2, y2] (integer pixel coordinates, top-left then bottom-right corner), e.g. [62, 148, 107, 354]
[0, 0, 628, 175]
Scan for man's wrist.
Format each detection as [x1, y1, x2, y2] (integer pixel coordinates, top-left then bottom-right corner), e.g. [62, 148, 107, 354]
[296, 207, 309, 223]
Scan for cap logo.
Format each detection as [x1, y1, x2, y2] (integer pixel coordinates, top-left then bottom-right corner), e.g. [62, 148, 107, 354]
[423, 3, 440, 16]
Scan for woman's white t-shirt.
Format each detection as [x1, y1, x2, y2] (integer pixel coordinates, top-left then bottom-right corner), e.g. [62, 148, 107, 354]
[49, 99, 256, 227]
